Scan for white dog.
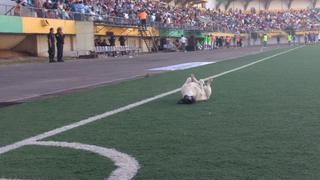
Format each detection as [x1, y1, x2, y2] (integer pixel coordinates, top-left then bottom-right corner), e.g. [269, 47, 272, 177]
[178, 74, 213, 104]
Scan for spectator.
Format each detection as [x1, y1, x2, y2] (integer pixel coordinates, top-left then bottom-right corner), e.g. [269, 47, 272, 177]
[139, 9, 148, 29]
[18, 0, 320, 33]
[262, 33, 268, 47]
[304, 33, 308, 45]
[57, 0, 69, 19]
[94, 38, 101, 46]
[14, 0, 23, 16]
[179, 35, 187, 52]
[100, 39, 108, 46]
[43, 0, 57, 18]
[225, 36, 231, 48]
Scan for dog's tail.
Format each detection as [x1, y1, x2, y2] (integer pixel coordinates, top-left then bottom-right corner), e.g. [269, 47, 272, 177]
[177, 95, 196, 104]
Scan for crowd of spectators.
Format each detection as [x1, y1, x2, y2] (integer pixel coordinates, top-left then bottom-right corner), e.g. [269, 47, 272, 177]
[208, 8, 320, 33]
[12, 0, 320, 33]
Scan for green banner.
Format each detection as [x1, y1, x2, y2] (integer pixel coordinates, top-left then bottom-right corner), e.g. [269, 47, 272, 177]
[0, 16, 23, 33]
[160, 29, 184, 38]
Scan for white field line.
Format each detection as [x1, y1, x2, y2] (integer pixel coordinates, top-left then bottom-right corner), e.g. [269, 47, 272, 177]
[5, 46, 280, 103]
[0, 46, 301, 156]
[30, 141, 139, 180]
[5, 46, 282, 103]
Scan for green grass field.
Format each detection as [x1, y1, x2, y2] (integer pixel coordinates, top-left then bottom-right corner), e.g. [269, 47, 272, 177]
[1, 46, 320, 179]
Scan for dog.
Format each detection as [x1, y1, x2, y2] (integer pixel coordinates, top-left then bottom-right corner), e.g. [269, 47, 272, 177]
[178, 74, 213, 104]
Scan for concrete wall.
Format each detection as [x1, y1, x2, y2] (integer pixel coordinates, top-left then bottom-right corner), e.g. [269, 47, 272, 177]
[22, 17, 76, 35]
[0, 34, 26, 49]
[35, 34, 76, 57]
[13, 35, 37, 55]
[291, 0, 311, 9]
[269, 0, 287, 10]
[75, 21, 94, 53]
[10, 34, 75, 57]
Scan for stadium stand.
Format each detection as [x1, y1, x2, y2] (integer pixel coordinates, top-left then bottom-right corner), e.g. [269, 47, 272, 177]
[0, 0, 320, 58]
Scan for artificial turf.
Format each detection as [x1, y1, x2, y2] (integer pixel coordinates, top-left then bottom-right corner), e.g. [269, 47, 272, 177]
[0, 47, 286, 146]
[1, 46, 320, 179]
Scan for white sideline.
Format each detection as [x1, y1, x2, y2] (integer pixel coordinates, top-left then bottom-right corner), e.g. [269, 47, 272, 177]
[0, 46, 301, 155]
[0, 46, 301, 179]
[30, 141, 140, 180]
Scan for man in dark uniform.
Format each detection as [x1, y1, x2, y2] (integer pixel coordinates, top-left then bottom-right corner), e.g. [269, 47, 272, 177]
[109, 33, 116, 57]
[118, 35, 126, 55]
[119, 35, 126, 46]
[55, 27, 65, 62]
[48, 28, 55, 63]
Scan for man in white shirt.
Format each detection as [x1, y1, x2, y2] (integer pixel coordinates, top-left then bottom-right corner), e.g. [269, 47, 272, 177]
[179, 35, 187, 52]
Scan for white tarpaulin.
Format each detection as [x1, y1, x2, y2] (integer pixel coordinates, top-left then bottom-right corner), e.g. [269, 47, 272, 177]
[148, 62, 216, 71]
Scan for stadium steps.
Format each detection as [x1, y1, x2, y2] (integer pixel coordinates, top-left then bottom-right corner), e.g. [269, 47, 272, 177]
[138, 28, 158, 53]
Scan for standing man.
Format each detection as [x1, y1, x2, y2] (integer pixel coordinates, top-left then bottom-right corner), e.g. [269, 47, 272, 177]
[210, 35, 215, 49]
[276, 35, 281, 47]
[179, 35, 187, 52]
[188, 35, 196, 51]
[139, 9, 148, 29]
[288, 33, 292, 47]
[48, 27, 55, 63]
[225, 36, 231, 48]
[119, 35, 126, 46]
[262, 33, 268, 47]
[109, 33, 116, 57]
[118, 35, 126, 55]
[55, 27, 65, 62]
[206, 35, 211, 49]
[304, 33, 309, 45]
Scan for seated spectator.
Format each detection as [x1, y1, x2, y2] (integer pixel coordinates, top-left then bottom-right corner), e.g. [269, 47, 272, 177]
[14, 0, 23, 16]
[57, 0, 69, 19]
[15, 0, 320, 33]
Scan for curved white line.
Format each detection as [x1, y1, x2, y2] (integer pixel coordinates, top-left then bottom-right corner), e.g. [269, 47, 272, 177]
[28, 141, 140, 180]
[0, 46, 302, 180]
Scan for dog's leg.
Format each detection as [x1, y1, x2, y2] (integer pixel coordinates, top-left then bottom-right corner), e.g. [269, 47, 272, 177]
[184, 77, 192, 85]
[191, 74, 200, 84]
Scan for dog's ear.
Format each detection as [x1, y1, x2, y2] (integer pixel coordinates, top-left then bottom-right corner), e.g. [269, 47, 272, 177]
[206, 79, 213, 86]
